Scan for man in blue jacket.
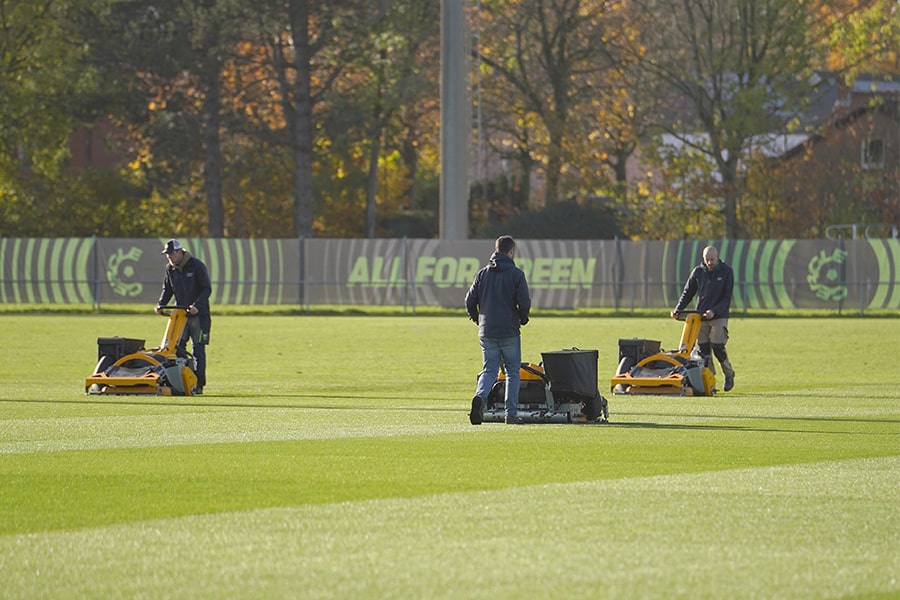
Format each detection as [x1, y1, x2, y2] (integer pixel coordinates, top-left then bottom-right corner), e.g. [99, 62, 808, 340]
[672, 245, 736, 391]
[465, 235, 531, 424]
[155, 239, 212, 394]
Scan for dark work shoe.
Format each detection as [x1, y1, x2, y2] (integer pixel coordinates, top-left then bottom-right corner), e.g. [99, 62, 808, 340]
[469, 396, 483, 425]
[724, 375, 734, 392]
[504, 415, 524, 425]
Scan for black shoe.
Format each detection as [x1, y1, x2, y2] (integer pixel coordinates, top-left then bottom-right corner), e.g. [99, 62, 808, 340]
[469, 396, 483, 425]
[194, 386, 203, 395]
[724, 375, 734, 392]
[504, 415, 524, 425]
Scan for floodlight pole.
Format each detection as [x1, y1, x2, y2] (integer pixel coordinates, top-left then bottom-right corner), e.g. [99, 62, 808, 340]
[440, 0, 469, 240]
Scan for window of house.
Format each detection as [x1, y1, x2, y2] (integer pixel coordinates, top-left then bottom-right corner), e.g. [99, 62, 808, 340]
[861, 137, 884, 169]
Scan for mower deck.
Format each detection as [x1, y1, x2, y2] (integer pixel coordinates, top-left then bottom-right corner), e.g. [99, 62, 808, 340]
[85, 307, 199, 397]
[610, 313, 716, 396]
[481, 351, 609, 424]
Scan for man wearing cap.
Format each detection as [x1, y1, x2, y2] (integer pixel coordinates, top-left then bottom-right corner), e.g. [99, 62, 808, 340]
[156, 239, 212, 393]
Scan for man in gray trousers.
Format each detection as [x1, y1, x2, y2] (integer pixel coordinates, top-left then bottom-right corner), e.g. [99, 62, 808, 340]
[672, 245, 736, 391]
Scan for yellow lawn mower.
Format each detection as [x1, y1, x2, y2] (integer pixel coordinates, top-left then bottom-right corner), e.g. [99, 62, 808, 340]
[85, 306, 199, 396]
[610, 311, 716, 396]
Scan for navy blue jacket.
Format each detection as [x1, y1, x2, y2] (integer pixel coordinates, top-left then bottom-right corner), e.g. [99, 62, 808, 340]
[465, 252, 531, 338]
[157, 252, 212, 318]
[674, 260, 734, 319]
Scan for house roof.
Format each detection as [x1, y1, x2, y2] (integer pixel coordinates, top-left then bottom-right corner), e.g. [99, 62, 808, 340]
[658, 132, 814, 159]
[655, 72, 898, 159]
[779, 97, 899, 161]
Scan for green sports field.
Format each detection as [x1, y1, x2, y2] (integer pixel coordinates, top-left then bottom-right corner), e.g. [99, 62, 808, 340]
[1, 313, 898, 599]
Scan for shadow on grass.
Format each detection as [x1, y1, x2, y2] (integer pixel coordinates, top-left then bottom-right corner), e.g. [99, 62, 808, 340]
[5, 399, 897, 431]
[621, 410, 900, 426]
[604, 421, 757, 431]
[0, 396, 464, 413]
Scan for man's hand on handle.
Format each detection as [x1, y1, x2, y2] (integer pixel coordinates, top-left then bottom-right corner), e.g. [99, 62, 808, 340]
[671, 309, 713, 320]
[155, 305, 198, 316]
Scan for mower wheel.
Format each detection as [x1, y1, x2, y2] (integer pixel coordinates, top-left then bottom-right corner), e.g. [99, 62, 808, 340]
[95, 355, 116, 375]
[614, 356, 635, 393]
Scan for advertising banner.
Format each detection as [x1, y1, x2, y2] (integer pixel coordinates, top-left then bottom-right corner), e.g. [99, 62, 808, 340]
[1, 237, 898, 312]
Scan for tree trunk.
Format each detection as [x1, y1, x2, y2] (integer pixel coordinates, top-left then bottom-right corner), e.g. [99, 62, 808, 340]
[721, 160, 741, 239]
[400, 134, 418, 209]
[543, 122, 566, 205]
[288, 0, 314, 238]
[291, 113, 314, 238]
[199, 14, 224, 238]
[202, 65, 225, 237]
[612, 149, 629, 183]
[544, 148, 561, 206]
[365, 127, 381, 238]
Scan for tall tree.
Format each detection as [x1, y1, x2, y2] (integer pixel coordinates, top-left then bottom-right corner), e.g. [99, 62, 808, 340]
[823, 0, 899, 75]
[81, 0, 255, 237]
[0, 3, 81, 171]
[332, 0, 439, 238]
[574, 22, 665, 202]
[0, 0, 115, 235]
[475, 0, 623, 207]
[192, 1, 228, 237]
[627, 0, 867, 239]
[247, 0, 357, 238]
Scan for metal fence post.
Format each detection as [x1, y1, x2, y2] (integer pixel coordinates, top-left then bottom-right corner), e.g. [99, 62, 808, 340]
[299, 236, 308, 314]
[92, 236, 101, 313]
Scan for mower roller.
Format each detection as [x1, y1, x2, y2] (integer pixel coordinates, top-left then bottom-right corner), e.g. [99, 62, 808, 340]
[85, 306, 199, 396]
[482, 349, 609, 423]
[610, 311, 716, 396]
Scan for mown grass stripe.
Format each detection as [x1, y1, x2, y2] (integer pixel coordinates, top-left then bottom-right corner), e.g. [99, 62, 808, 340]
[0, 314, 896, 599]
[2, 456, 896, 599]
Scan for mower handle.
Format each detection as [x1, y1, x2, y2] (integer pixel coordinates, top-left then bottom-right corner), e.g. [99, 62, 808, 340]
[155, 305, 191, 314]
[671, 309, 707, 321]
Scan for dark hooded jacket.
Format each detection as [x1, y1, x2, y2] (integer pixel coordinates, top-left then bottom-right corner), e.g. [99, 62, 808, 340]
[465, 252, 531, 338]
[674, 259, 734, 319]
[157, 251, 212, 319]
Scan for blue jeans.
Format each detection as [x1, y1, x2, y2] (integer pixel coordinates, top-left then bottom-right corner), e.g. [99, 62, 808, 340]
[475, 336, 521, 417]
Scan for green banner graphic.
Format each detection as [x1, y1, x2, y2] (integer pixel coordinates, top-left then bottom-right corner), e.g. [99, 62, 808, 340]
[1, 238, 898, 311]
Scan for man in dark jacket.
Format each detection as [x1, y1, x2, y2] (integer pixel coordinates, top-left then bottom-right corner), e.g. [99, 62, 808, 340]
[671, 245, 736, 391]
[155, 239, 212, 393]
[465, 235, 531, 424]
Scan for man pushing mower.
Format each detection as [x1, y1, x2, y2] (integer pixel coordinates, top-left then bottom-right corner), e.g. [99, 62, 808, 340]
[671, 245, 736, 392]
